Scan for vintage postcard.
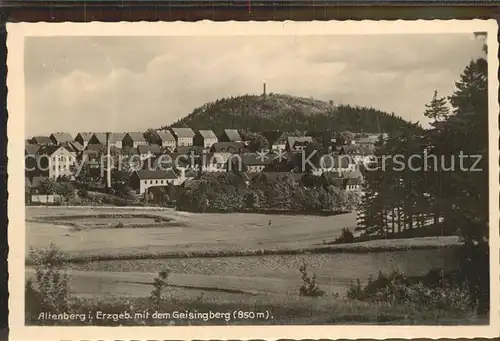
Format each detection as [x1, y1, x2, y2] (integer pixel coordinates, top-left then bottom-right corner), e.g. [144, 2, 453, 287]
[6, 20, 500, 340]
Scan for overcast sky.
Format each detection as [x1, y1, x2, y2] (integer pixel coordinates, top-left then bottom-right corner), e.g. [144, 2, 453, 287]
[24, 34, 485, 136]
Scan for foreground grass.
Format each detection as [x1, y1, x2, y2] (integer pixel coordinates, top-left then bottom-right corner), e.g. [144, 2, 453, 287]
[25, 242, 482, 326]
[27, 291, 482, 326]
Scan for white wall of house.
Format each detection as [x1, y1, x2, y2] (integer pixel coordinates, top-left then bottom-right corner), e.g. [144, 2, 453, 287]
[31, 194, 62, 204]
[204, 138, 217, 149]
[139, 178, 175, 194]
[202, 165, 221, 172]
[271, 144, 286, 152]
[133, 141, 148, 148]
[345, 184, 361, 191]
[111, 141, 123, 149]
[137, 168, 187, 194]
[247, 165, 266, 173]
[177, 137, 193, 147]
[162, 140, 176, 149]
[48, 148, 76, 179]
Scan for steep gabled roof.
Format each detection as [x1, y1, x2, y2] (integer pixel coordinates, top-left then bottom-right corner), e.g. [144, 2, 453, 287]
[30, 136, 53, 145]
[109, 132, 126, 143]
[210, 142, 246, 153]
[157, 130, 176, 142]
[92, 133, 107, 144]
[185, 169, 198, 178]
[170, 127, 195, 138]
[222, 129, 242, 142]
[69, 141, 84, 151]
[133, 169, 178, 180]
[61, 141, 84, 153]
[25, 144, 41, 155]
[37, 145, 70, 156]
[76, 132, 94, 141]
[50, 132, 73, 143]
[197, 130, 218, 139]
[343, 170, 362, 179]
[126, 132, 147, 142]
[345, 177, 362, 186]
[31, 176, 50, 188]
[176, 145, 203, 155]
[287, 136, 313, 149]
[262, 130, 288, 145]
[137, 144, 163, 155]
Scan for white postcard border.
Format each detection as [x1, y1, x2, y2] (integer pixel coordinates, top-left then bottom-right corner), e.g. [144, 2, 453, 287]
[7, 20, 500, 340]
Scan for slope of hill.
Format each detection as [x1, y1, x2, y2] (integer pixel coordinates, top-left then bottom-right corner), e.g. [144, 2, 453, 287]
[163, 93, 415, 135]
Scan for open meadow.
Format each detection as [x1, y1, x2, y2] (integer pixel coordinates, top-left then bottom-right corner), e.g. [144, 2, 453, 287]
[26, 206, 359, 259]
[25, 206, 466, 325]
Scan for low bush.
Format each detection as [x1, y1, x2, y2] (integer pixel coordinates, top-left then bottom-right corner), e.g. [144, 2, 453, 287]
[347, 269, 472, 312]
[149, 269, 170, 309]
[26, 244, 73, 322]
[298, 262, 325, 297]
[334, 228, 355, 244]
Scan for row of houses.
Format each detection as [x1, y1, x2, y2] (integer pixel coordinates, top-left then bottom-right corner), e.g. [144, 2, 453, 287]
[28, 129, 234, 150]
[26, 129, 381, 196]
[28, 129, 383, 152]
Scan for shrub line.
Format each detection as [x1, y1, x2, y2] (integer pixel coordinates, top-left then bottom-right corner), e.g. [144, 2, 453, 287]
[25, 243, 461, 265]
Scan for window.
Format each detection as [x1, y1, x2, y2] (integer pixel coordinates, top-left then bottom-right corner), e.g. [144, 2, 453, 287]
[155, 180, 158, 184]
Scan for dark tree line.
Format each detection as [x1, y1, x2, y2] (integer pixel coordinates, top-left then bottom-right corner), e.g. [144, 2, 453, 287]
[356, 57, 489, 313]
[176, 172, 361, 214]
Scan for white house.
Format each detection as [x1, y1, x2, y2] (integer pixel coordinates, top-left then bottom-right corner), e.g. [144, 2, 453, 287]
[36, 145, 77, 180]
[194, 130, 218, 149]
[49, 132, 74, 146]
[123, 132, 148, 149]
[157, 130, 176, 150]
[129, 169, 182, 195]
[170, 128, 195, 147]
[108, 133, 126, 149]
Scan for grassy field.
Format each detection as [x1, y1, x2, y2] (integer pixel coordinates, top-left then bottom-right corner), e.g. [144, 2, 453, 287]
[26, 207, 359, 259]
[26, 207, 459, 261]
[25, 206, 470, 325]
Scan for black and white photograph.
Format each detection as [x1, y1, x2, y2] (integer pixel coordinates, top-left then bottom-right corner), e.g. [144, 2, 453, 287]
[6, 21, 500, 340]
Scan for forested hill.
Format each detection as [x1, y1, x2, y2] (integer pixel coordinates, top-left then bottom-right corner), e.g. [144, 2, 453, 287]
[163, 93, 416, 134]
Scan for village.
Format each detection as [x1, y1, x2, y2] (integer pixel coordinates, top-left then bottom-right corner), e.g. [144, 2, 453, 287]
[24, 128, 382, 205]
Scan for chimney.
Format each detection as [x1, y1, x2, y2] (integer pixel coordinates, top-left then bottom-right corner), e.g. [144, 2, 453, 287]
[106, 132, 112, 189]
[263, 82, 266, 96]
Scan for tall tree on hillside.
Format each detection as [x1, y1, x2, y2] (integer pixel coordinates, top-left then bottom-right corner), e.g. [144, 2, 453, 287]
[424, 90, 450, 124]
